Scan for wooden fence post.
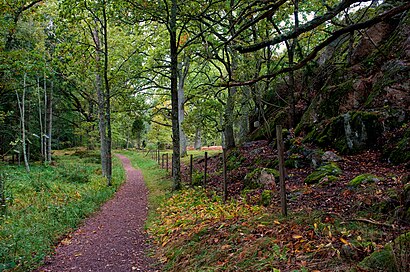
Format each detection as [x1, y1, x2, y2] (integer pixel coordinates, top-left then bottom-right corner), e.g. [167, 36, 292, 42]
[204, 151, 208, 188]
[223, 149, 227, 203]
[0, 174, 5, 215]
[276, 125, 288, 217]
[190, 154, 193, 187]
[166, 153, 169, 172]
[171, 155, 174, 177]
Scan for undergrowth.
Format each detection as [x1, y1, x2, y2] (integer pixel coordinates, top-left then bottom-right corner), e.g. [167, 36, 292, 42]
[0, 150, 125, 271]
[123, 150, 406, 272]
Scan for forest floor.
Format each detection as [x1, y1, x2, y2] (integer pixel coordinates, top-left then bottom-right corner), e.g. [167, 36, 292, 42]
[36, 154, 158, 272]
[149, 140, 410, 271]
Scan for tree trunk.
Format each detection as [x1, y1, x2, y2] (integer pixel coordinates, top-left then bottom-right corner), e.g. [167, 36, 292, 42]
[46, 80, 53, 162]
[224, 0, 237, 150]
[194, 128, 201, 150]
[224, 86, 236, 149]
[37, 77, 44, 161]
[43, 69, 47, 160]
[16, 73, 30, 173]
[170, 0, 181, 190]
[93, 27, 108, 178]
[102, 1, 112, 186]
[288, 0, 299, 127]
[178, 54, 190, 157]
[238, 86, 250, 144]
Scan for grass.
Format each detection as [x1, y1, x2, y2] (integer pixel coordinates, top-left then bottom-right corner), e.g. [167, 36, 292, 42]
[0, 150, 125, 272]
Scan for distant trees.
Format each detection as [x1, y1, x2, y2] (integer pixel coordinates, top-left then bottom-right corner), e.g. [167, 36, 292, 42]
[1, 0, 408, 188]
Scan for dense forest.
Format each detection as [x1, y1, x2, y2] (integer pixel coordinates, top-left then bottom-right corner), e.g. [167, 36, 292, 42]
[0, 0, 409, 271]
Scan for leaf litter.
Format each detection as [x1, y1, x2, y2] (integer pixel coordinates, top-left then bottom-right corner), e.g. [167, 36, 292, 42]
[154, 140, 409, 271]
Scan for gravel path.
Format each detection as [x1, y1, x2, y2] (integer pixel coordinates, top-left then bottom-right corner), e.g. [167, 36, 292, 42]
[37, 154, 157, 272]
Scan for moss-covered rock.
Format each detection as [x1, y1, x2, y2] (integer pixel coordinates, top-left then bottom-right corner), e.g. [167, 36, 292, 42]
[349, 174, 381, 187]
[305, 162, 342, 184]
[388, 126, 410, 165]
[304, 111, 383, 154]
[359, 232, 410, 272]
[244, 168, 278, 189]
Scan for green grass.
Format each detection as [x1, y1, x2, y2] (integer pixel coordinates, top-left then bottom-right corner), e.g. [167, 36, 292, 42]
[0, 150, 125, 271]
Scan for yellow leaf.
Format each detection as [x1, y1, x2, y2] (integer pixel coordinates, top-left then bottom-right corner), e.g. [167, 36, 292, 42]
[292, 234, 303, 239]
[340, 237, 350, 245]
[61, 238, 71, 246]
[274, 220, 281, 225]
[221, 244, 231, 250]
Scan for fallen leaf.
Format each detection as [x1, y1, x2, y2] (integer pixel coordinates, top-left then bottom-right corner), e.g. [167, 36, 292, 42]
[340, 237, 350, 245]
[61, 238, 71, 246]
[221, 244, 231, 250]
[292, 234, 303, 239]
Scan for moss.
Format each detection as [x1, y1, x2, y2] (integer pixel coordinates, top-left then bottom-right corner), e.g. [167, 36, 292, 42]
[244, 169, 263, 190]
[349, 174, 381, 187]
[304, 111, 383, 154]
[192, 170, 204, 186]
[359, 232, 410, 272]
[305, 162, 342, 184]
[389, 127, 410, 165]
[260, 190, 273, 206]
[227, 149, 245, 171]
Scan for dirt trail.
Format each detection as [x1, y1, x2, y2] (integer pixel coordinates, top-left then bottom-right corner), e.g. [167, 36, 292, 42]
[37, 154, 157, 272]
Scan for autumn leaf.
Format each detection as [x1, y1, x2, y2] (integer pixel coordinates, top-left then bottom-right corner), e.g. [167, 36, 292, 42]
[340, 237, 350, 245]
[221, 244, 231, 250]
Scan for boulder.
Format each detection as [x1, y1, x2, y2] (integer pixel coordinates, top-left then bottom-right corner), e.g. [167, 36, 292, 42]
[359, 232, 410, 272]
[349, 174, 381, 187]
[244, 168, 278, 190]
[305, 162, 342, 184]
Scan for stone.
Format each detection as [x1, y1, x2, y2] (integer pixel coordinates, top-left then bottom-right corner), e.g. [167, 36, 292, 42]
[322, 151, 342, 162]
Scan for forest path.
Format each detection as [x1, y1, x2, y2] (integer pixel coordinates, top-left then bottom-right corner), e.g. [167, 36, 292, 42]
[37, 154, 157, 272]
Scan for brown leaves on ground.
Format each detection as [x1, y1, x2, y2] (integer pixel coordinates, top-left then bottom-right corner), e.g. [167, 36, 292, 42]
[159, 140, 410, 271]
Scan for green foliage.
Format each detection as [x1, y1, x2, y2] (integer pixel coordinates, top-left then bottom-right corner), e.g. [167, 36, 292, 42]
[0, 152, 125, 271]
[261, 190, 273, 207]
